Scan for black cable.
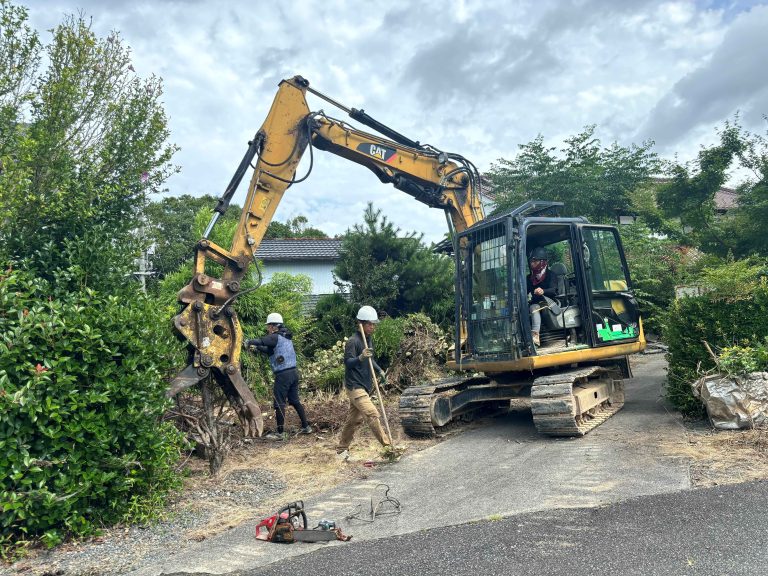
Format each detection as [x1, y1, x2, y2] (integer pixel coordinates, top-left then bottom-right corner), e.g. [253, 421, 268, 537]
[251, 114, 317, 185]
[345, 483, 401, 523]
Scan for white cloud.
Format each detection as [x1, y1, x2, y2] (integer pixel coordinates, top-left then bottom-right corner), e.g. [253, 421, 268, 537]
[21, 0, 768, 242]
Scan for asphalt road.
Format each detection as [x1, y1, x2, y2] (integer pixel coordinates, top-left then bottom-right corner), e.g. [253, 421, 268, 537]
[240, 480, 768, 576]
[132, 353, 726, 576]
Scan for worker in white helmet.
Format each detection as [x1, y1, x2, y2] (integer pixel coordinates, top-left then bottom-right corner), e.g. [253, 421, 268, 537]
[246, 312, 312, 440]
[335, 305, 391, 460]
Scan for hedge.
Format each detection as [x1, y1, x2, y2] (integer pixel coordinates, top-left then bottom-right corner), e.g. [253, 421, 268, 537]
[0, 268, 183, 553]
[664, 278, 768, 415]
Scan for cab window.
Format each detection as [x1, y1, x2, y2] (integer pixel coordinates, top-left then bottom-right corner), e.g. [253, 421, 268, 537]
[582, 228, 628, 291]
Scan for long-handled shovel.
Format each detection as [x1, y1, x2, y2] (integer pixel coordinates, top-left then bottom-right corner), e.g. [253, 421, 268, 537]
[358, 322, 393, 444]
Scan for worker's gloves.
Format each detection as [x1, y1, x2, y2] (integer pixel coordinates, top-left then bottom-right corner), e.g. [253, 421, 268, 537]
[245, 339, 262, 351]
[358, 347, 373, 361]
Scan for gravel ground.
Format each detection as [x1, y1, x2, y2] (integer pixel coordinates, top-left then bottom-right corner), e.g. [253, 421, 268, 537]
[2, 469, 286, 576]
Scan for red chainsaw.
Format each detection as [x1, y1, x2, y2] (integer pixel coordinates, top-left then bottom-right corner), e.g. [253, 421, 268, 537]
[255, 500, 351, 543]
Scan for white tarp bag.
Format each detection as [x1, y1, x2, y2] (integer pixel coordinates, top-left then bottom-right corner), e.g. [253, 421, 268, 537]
[692, 372, 768, 429]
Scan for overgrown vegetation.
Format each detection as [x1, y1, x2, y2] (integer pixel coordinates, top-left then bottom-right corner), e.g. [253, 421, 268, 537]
[717, 339, 768, 377]
[0, 267, 184, 554]
[663, 260, 768, 415]
[374, 313, 449, 391]
[618, 222, 690, 336]
[0, 2, 182, 556]
[300, 313, 448, 394]
[305, 293, 356, 358]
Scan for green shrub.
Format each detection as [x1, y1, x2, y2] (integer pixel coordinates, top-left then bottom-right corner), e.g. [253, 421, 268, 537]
[304, 293, 355, 358]
[0, 267, 184, 553]
[717, 339, 768, 376]
[302, 340, 346, 393]
[236, 272, 313, 398]
[664, 260, 768, 415]
[372, 317, 406, 368]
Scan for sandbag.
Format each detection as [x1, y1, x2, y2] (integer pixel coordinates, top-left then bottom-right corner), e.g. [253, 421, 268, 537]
[692, 372, 768, 429]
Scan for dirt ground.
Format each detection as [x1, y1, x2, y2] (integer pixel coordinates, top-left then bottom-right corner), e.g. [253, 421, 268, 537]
[661, 423, 768, 488]
[169, 394, 443, 542]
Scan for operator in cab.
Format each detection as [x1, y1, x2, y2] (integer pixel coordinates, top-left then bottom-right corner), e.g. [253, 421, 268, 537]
[527, 247, 557, 347]
[246, 313, 312, 440]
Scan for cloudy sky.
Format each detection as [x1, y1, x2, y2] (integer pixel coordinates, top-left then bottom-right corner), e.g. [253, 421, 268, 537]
[21, 0, 768, 243]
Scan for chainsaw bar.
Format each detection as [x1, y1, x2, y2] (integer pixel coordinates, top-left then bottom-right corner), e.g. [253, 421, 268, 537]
[292, 529, 346, 542]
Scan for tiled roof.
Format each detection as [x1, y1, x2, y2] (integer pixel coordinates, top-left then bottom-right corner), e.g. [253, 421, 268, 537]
[714, 187, 739, 211]
[255, 238, 343, 261]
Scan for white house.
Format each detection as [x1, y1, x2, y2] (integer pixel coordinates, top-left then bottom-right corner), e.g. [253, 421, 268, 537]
[254, 238, 346, 306]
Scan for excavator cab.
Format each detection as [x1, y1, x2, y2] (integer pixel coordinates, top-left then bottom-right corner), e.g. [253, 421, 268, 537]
[456, 201, 641, 364]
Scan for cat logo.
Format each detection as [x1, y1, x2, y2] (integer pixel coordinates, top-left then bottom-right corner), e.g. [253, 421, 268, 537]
[357, 142, 397, 163]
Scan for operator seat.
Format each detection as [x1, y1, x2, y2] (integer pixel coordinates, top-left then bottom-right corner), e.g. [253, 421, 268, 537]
[540, 262, 582, 333]
[549, 262, 568, 298]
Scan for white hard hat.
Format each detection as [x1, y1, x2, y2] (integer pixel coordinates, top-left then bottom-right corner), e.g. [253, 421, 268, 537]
[265, 312, 284, 325]
[356, 305, 379, 323]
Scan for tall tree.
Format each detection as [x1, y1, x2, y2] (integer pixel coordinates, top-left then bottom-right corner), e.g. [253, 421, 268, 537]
[264, 214, 328, 239]
[657, 119, 768, 258]
[143, 195, 242, 285]
[0, 4, 178, 289]
[487, 126, 658, 223]
[727, 126, 768, 256]
[334, 203, 455, 326]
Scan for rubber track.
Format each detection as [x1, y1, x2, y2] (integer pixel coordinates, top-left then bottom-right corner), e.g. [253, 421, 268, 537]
[530, 366, 624, 437]
[399, 376, 489, 437]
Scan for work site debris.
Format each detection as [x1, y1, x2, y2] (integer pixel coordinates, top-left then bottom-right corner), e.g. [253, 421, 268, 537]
[385, 316, 449, 392]
[693, 372, 768, 429]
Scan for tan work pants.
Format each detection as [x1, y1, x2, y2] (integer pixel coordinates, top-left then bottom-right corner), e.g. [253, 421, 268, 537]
[337, 387, 390, 451]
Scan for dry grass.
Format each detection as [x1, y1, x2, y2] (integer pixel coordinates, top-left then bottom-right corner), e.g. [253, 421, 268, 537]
[658, 424, 768, 487]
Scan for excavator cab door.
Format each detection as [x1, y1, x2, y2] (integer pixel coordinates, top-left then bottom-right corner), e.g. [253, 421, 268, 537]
[576, 225, 641, 347]
[458, 216, 524, 362]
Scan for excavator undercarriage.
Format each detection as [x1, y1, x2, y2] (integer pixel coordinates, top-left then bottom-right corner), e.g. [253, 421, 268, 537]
[399, 364, 625, 438]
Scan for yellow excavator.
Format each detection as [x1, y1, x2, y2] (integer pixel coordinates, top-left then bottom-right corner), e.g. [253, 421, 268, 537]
[167, 76, 645, 438]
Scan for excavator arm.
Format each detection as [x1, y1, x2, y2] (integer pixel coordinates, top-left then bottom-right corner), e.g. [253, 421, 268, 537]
[167, 76, 485, 436]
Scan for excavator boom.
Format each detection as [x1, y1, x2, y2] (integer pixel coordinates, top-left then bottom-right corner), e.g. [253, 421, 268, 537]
[167, 76, 485, 436]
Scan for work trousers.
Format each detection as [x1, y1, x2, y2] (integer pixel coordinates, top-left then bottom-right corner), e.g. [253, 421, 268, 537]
[530, 303, 542, 332]
[273, 368, 308, 433]
[336, 387, 390, 451]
